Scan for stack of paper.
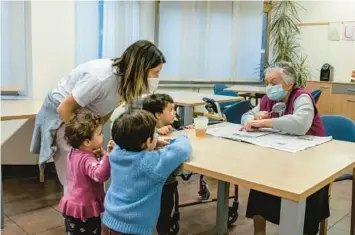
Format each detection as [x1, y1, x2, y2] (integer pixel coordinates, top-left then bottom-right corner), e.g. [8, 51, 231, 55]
[207, 123, 332, 153]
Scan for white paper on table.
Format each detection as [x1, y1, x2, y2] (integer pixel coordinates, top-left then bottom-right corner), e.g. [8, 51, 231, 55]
[207, 123, 278, 140]
[207, 122, 332, 153]
[248, 134, 333, 153]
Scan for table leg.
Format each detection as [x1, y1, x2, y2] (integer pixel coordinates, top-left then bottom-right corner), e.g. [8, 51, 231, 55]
[351, 167, 355, 235]
[279, 198, 306, 235]
[216, 180, 229, 235]
[178, 106, 193, 126]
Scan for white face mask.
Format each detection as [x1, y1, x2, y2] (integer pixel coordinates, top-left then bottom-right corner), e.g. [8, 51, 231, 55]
[148, 78, 160, 93]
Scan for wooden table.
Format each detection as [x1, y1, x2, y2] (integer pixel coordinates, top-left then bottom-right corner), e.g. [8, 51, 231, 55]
[1, 99, 43, 121]
[182, 127, 355, 235]
[166, 91, 243, 125]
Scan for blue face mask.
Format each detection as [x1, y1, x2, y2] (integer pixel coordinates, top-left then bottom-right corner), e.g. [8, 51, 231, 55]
[266, 84, 287, 101]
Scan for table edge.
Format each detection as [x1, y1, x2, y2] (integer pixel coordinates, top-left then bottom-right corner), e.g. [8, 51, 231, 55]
[1, 114, 37, 121]
[183, 161, 355, 202]
[175, 97, 244, 107]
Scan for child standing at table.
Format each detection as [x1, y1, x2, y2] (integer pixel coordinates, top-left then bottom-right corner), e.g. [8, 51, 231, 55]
[142, 93, 192, 235]
[58, 109, 113, 235]
[102, 109, 192, 235]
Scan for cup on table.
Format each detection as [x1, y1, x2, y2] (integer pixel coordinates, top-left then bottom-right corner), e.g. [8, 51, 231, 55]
[193, 116, 209, 138]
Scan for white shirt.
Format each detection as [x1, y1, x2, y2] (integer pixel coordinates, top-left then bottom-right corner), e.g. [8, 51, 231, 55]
[51, 59, 120, 117]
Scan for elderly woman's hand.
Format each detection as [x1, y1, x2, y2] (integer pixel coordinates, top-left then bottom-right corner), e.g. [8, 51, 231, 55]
[254, 111, 269, 120]
[242, 119, 273, 132]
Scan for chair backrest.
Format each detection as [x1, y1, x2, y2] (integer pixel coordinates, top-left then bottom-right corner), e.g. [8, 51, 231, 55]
[223, 100, 250, 124]
[311, 89, 322, 103]
[321, 115, 355, 142]
[215, 90, 239, 109]
[213, 84, 228, 94]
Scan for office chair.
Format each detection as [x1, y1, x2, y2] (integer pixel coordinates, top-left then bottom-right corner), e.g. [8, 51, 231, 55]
[311, 89, 322, 103]
[319, 115, 355, 235]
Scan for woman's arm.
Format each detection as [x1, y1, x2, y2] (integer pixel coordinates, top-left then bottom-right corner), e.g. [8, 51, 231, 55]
[57, 95, 80, 122]
[245, 94, 315, 135]
[57, 75, 105, 122]
[272, 94, 314, 135]
[241, 104, 260, 125]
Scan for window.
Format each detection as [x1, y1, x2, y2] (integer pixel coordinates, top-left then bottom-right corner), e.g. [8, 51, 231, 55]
[158, 1, 265, 82]
[75, 1, 155, 65]
[1, 1, 32, 96]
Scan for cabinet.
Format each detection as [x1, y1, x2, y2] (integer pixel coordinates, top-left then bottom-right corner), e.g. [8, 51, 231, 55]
[305, 81, 355, 120]
[305, 81, 332, 115]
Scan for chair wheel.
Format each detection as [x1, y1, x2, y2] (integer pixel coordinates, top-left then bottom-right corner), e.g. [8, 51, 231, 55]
[228, 201, 239, 228]
[198, 181, 210, 201]
[169, 220, 180, 235]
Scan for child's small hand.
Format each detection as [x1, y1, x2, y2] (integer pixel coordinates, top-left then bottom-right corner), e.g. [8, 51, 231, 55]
[157, 125, 173, 135]
[156, 136, 170, 148]
[183, 124, 195, 130]
[93, 147, 105, 158]
[106, 140, 115, 154]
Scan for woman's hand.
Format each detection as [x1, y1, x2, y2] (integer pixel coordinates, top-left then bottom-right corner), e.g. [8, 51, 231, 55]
[157, 125, 173, 135]
[254, 111, 269, 120]
[106, 140, 115, 154]
[242, 119, 273, 132]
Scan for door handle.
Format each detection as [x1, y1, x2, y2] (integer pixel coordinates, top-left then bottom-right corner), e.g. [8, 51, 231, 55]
[320, 86, 330, 89]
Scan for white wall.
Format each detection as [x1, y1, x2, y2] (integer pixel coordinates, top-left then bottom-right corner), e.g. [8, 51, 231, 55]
[298, 1, 355, 82]
[1, 1, 75, 165]
[31, 1, 75, 99]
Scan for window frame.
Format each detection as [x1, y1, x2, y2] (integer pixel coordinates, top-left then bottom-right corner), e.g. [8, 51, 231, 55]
[0, 1, 33, 98]
[153, 0, 271, 83]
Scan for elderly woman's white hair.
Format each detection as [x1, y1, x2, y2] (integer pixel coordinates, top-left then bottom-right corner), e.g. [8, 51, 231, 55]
[265, 61, 297, 85]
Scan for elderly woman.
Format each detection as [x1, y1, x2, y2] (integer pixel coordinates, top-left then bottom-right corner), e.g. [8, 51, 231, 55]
[241, 61, 329, 235]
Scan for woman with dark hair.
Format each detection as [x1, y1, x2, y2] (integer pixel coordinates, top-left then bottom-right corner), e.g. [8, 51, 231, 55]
[30, 40, 166, 193]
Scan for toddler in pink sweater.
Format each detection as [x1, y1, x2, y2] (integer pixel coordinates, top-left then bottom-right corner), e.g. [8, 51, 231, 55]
[58, 109, 113, 235]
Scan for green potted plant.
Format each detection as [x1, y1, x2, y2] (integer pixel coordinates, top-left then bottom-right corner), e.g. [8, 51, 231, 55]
[269, 0, 310, 88]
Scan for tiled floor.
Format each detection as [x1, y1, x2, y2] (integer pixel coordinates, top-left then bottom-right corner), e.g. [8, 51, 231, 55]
[1, 170, 352, 235]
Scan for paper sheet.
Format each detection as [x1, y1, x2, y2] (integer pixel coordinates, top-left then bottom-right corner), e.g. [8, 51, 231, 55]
[207, 123, 278, 139]
[207, 123, 332, 153]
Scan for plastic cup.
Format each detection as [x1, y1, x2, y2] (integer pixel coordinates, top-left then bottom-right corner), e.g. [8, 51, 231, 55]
[193, 116, 209, 138]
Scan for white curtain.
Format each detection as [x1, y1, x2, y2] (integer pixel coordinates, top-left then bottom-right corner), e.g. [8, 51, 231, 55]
[1, 0, 31, 94]
[102, 1, 155, 58]
[75, 0, 155, 65]
[158, 1, 264, 81]
[75, 1, 99, 65]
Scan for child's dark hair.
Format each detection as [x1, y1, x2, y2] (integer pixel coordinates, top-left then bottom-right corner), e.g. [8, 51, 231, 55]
[64, 109, 104, 149]
[111, 110, 157, 151]
[142, 93, 174, 116]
